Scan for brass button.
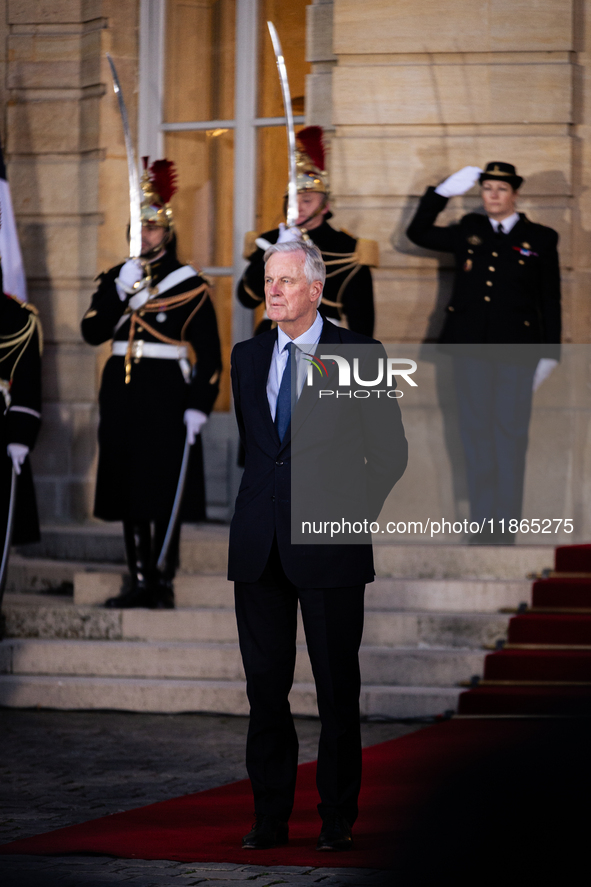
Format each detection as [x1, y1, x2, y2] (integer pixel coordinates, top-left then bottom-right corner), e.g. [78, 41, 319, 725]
[486, 280, 493, 287]
[492, 251, 498, 257]
[519, 259, 525, 265]
[448, 305, 455, 312]
[524, 320, 530, 327]
[468, 249, 474, 255]
[488, 266, 495, 272]
[484, 296, 491, 302]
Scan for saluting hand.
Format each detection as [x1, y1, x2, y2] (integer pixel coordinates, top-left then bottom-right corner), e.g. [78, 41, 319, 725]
[435, 166, 483, 198]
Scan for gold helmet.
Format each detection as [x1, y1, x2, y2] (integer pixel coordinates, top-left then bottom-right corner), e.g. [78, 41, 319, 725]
[140, 158, 178, 229]
[294, 127, 329, 195]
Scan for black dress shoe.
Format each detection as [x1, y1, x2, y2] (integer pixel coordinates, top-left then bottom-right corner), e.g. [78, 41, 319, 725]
[152, 578, 175, 609]
[316, 814, 353, 851]
[104, 584, 153, 609]
[242, 815, 289, 849]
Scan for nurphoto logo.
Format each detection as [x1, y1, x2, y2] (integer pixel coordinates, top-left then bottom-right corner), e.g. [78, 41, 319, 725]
[306, 355, 418, 399]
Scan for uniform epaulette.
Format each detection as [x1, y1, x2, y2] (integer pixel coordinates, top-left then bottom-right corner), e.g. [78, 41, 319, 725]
[24, 302, 39, 316]
[243, 231, 259, 260]
[6, 292, 27, 308]
[356, 238, 379, 267]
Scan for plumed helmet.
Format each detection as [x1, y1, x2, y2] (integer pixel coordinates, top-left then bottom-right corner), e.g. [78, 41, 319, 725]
[294, 126, 329, 195]
[140, 157, 178, 229]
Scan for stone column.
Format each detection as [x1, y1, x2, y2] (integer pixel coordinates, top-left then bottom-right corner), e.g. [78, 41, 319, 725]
[4, 0, 138, 522]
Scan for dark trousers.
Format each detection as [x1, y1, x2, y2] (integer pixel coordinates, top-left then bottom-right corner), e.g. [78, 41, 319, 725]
[453, 356, 535, 524]
[234, 541, 365, 825]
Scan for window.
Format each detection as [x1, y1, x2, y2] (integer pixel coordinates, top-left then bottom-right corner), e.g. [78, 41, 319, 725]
[140, 0, 310, 412]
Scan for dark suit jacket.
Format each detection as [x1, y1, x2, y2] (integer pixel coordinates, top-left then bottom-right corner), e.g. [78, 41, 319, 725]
[228, 321, 408, 587]
[407, 187, 561, 358]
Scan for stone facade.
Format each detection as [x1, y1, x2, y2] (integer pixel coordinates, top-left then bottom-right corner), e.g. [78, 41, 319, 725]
[2, 0, 138, 522]
[314, 0, 587, 345]
[1, 0, 589, 526]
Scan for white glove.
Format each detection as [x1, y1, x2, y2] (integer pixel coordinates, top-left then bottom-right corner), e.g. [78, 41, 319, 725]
[115, 259, 145, 301]
[7, 443, 29, 476]
[184, 409, 208, 445]
[277, 223, 302, 243]
[435, 166, 483, 198]
[533, 358, 558, 392]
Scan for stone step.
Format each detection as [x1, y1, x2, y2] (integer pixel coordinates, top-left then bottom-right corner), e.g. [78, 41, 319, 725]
[6, 555, 121, 596]
[0, 638, 485, 687]
[3, 596, 510, 648]
[72, 569, 531, 613]
[15, 524, 552, 580]
[0, 674, 461, 719]
[373, 544, 551, 579]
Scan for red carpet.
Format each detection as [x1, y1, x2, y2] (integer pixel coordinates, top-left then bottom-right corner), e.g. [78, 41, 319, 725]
[483, 649, 591, 681]
[532, 577, 591, 608]
[507, 613, 591, 644]
[555, 543, 591, 573]
[459, 543, 591, 715]
[0, 719, 550, 868]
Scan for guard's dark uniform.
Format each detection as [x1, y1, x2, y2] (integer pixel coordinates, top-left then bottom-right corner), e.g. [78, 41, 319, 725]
[407, 186, 562, 352]
[0, 288, 42, 545]
[238, 220, 376, 337]
[407, 184, 562, 534]
[82, 250, 221, 526]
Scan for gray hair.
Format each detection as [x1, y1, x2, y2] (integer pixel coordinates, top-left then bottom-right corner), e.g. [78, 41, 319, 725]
[264, 240, 326, 288]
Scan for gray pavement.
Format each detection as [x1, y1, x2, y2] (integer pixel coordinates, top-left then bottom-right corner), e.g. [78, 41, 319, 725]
[0, 709, 424, 886]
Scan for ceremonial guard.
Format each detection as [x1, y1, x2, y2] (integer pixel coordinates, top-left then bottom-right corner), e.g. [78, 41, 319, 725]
[0, 268, 42, 621]
[407, 163, 561, 541]
[0, 272, 42, 545]
[82, 159, 222, 607]
[237, 127, 378, 337]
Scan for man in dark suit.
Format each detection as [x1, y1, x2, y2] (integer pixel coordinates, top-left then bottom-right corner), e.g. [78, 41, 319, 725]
[229, 240, 407, 851]
[407, 162, 561, 542]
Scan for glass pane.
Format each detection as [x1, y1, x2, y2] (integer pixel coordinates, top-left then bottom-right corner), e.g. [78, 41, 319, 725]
[207, 276, 233, 412]
[164, 129, 234, 410]
[255, 124, 306, 234]
[258, 0, 310, 119]
[164, 0, 235, 123]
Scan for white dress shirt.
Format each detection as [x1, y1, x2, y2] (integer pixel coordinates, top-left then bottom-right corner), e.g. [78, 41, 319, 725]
[489, 212, 519, 234]
[266, 311, 324, 421]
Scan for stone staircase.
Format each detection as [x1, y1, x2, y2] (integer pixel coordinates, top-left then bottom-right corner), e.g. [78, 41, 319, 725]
[0, 524, 553, 718]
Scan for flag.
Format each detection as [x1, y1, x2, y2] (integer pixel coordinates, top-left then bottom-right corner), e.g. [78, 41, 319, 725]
[0, 142, 27, 302]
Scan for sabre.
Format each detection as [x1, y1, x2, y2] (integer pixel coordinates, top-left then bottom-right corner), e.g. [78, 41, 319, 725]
[267, 22, 298, 228]
[157, 434, 192, 573]
[0, 465, 18, 613]
[106, 53, 142, 259]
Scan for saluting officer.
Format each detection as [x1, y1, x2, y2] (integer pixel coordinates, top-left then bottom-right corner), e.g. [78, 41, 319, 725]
[407, 162, 562, 541]
[82, 159, 222, 607]
[238, 127, 378, 337]
[0, 273, 42, 553]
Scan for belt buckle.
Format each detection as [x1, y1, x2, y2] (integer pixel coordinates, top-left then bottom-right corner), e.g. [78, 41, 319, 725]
[133, 339, 144, 362]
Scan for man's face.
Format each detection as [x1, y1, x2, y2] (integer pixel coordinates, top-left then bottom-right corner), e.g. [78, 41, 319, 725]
[480, 180, 517, 220]
[265, 251, 323, 337]
[141, 224, 167, 257]
[296, 191, 328, 230]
